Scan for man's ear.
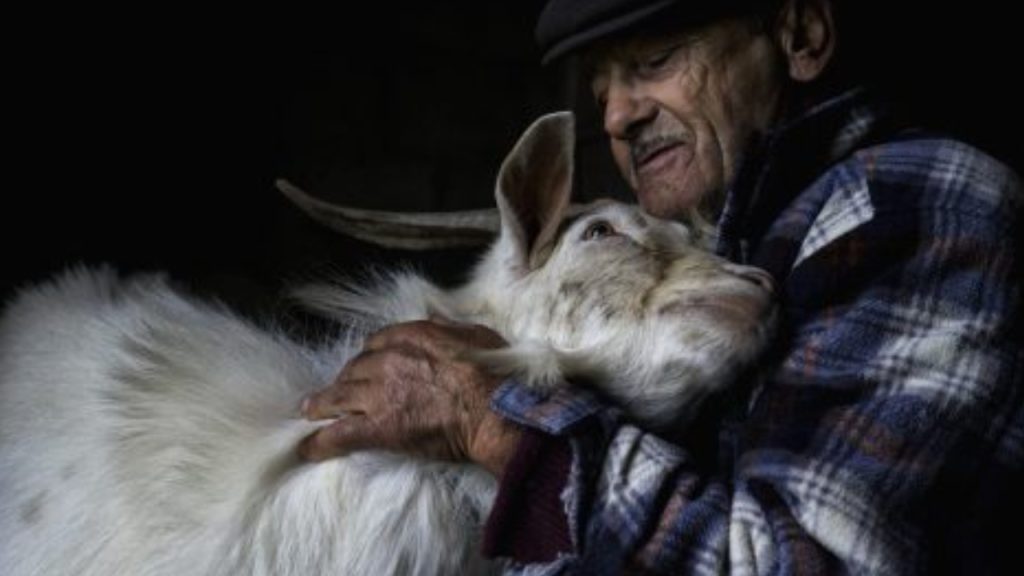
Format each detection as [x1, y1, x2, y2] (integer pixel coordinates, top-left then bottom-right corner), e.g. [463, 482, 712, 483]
[776, 0, 836, 82]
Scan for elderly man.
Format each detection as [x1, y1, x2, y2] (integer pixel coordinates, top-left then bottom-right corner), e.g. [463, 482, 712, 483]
[300, 0, 1022, 573]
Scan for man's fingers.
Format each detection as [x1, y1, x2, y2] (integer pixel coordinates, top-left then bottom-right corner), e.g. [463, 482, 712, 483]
[301, 378, 368, 421]
[298, 416, 381, 462]
[362, 320, 438, 352]
[302, 346, 425, 422]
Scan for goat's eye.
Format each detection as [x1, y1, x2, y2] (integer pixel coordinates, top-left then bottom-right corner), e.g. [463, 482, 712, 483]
[582, 220, 615, 241]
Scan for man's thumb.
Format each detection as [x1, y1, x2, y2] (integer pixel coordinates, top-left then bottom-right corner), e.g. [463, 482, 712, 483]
[298, 415, 375, 462]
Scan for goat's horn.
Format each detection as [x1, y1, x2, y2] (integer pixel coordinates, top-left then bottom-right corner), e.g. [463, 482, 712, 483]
[276, 179, 501, 250]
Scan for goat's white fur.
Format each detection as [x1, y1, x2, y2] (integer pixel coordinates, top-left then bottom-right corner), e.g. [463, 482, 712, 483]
[0, 112, 774, 575]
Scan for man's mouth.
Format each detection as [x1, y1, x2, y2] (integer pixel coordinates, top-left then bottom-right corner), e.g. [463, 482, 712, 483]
[631, 138, 686, 173]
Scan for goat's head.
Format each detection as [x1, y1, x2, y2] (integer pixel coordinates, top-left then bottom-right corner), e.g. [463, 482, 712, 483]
[461, 112, 776, 429]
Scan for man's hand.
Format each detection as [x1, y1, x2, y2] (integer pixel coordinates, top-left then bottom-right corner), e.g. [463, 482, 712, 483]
[298, 319, 523, 477]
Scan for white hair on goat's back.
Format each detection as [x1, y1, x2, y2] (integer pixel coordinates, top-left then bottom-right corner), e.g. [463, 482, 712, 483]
[0, 112, 775, 575]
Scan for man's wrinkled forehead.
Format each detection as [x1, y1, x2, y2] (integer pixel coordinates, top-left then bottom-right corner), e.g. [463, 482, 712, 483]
[579, 23, 694, 78]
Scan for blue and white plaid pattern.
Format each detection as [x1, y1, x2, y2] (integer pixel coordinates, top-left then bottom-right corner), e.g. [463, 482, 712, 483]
[491, 89, 1023, 575]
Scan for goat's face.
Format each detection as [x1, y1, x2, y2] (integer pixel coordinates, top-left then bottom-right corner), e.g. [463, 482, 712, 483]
[537, 200, 774, 340]
[500, 196, 775, 376]
[463, 112, 775, 428]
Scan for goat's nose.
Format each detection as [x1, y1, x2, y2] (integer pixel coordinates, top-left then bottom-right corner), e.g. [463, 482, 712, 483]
[723, 264, 776, 295]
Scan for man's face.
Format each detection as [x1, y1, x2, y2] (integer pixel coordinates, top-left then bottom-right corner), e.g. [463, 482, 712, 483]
[588, 19, 783, 220]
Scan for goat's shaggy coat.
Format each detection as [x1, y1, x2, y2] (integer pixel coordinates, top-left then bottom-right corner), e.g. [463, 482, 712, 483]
[0, 112, 775, 575]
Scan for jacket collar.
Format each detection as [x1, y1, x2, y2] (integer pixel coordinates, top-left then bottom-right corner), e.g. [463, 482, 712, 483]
[714, 86, 899, 261]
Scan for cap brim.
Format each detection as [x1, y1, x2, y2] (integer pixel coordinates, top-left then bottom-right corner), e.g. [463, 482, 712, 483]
[541, 0, 678, 65]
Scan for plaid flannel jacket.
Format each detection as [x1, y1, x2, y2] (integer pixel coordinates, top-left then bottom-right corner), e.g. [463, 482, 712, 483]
[482, 88, 1023, 575]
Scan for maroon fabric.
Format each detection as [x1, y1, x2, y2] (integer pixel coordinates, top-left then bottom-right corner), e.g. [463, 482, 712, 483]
[482, 428, 574, 563]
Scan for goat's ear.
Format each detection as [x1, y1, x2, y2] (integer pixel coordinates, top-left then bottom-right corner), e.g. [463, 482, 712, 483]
[494, 111, 575, 271]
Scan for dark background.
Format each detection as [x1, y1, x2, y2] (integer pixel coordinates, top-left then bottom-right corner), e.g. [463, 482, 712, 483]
[4, 2, 1021, 322]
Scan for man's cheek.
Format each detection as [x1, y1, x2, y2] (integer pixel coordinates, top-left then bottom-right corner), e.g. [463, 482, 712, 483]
[610, 145, 637, 188]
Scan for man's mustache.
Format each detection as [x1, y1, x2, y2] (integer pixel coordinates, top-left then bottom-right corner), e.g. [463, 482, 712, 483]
[629, 133, 687, 170]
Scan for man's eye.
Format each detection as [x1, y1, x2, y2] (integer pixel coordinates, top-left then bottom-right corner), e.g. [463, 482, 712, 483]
[645, 51, 672, 68]
[637, 44, 680, 73]
[582, 220, 616, 241]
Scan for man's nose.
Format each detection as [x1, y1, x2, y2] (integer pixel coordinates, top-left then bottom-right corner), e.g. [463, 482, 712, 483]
[603, 80, 657, 141]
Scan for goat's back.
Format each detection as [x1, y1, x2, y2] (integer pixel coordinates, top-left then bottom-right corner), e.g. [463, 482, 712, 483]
[0, 268, 496, 576]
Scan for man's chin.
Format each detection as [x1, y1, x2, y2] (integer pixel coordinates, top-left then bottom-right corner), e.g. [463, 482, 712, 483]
[638, 197, 689, 221]
[636, 182, 703, 221]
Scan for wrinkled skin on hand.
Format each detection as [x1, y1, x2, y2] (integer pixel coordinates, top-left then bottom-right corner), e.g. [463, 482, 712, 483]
[299, 320, 522, 477]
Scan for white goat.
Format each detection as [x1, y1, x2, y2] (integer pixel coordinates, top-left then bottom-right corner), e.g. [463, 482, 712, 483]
[0, 112, 775, 576]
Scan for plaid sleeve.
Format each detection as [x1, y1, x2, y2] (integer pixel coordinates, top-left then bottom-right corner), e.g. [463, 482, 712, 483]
[487, 140, 1023, 575]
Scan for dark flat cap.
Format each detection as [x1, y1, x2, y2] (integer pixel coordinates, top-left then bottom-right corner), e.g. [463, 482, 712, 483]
[535, 0, 764, 64]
